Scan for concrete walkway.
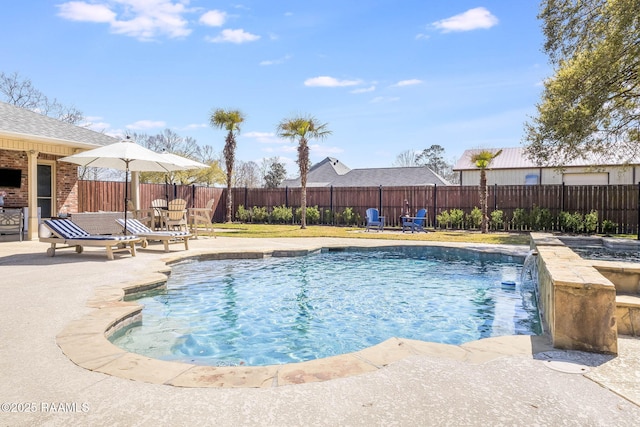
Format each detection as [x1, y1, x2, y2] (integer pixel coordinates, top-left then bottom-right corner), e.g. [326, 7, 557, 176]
[1, 236, 639, 426]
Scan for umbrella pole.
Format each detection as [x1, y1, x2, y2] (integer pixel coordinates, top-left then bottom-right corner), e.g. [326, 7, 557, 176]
[124, 164, 129, 234]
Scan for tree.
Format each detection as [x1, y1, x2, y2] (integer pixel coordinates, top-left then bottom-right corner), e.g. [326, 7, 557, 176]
[524, 0, 640, 167]
[210, 109, 245, 222]
[0, 71, 83, 124]
[126, 129, 223, 186]
[415, 144, 459, 183]
[393, 149, 418, 167]
[235, 160, 261, 188]
[470, 149, 502, 233]
[276, 115, 331, 228]
[262, 157, 287, 188]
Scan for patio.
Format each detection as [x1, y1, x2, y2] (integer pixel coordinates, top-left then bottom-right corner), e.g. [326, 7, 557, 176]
[1, 236, 639, 425]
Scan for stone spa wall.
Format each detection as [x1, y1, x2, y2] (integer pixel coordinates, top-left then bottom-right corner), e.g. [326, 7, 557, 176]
[530, 233, 618, 354]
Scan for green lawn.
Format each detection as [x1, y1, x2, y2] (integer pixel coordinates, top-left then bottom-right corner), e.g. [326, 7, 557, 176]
[212, 223, 532, 245]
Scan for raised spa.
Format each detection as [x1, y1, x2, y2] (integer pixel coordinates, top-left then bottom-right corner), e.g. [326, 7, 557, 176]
[110, 247, 541, 366]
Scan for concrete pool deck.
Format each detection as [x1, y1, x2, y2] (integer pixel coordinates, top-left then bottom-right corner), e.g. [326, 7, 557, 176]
[1, 235, 640, 425]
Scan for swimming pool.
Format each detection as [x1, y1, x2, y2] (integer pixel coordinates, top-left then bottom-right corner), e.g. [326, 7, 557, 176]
[110, 247, 541, 366]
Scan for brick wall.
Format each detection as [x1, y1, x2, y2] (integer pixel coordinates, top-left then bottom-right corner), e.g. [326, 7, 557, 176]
[0, 150, 78, 214]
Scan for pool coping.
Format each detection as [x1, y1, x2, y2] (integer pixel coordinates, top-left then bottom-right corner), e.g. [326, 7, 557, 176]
[56, 243, 554, 388]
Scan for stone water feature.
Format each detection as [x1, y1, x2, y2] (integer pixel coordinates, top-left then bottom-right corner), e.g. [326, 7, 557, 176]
[529, 233, 640, 354]
[529, 233, 618, 354]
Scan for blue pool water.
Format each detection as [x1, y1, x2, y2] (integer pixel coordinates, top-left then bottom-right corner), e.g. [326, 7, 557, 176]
[110, 247, 542, 366]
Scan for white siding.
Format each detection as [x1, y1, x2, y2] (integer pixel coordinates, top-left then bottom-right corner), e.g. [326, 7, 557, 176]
[459, 166, 637, 185]
[563, 173, 608, 185]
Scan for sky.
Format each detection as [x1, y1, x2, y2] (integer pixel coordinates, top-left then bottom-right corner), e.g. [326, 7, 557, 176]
[2, 1, 551, 176]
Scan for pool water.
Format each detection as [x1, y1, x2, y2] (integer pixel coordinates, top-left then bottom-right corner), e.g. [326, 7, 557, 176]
[110, 247, 542, 366]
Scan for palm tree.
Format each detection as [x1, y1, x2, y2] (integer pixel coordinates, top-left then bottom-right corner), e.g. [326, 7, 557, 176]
[210, 108, 245, 223]
[470, 149, 502, 233]
[276, 115, 332, 229]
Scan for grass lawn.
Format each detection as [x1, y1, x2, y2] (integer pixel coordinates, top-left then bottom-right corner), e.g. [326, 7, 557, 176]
[213, 223, 532, 245]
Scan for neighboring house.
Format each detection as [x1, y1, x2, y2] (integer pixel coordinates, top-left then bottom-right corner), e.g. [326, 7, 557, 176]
[453, 147, 640, 186]
[0, 101, 118, 240]
[280, 157, 450, 187]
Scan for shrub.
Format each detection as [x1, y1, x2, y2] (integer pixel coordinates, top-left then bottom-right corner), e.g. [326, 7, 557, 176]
[449, 209, 465, 229]
[271, 205, 293, 223]
[512, 208, 528, 230]
[559, 211, 584, 233]
[467, 207, 483, 229]
[324, 209, 334, 224]
[584, 210, 598, 234]
[307, 206, 320, 224]
[252, 206, 269, 223]
[531, 205, 553, 231]
[236, 205, 251, 222]
[601, 219, 618, 234]
[435, 210, 450, 229]
[490, 210, 504, 230]
[342, 207, 357, 225]
[296, 205, 320, 224]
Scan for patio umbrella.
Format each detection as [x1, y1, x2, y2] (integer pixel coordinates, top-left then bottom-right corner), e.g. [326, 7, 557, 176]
[159, 150, 209, 204]
[159, 150, 209, 170]
[59, 137, 185, 233]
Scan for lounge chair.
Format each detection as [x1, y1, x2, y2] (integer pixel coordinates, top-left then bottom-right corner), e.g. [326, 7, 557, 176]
[188, 198, 216, 238]
[402, 208, 428, 233]
[116, 218, 191, 252]
[40, 219, 140, 260]
[365, 208, 385, 232]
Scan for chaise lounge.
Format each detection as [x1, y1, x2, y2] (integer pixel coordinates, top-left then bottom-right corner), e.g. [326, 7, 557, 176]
[40, 219, 141, 260]
[116, 218, 191, 252]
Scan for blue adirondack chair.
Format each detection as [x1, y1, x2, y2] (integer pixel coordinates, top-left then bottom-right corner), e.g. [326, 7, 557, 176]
[365, 208, 385, 231]
[402, 208, 428, 233]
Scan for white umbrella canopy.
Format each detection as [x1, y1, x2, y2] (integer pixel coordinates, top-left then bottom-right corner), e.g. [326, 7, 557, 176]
[159, 151, 209, 170]
[59, 137, 187, 233]
[59, 137, 185, 172]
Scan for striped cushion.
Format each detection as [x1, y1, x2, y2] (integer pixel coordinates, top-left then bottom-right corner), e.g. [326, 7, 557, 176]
[44, 219, 138, 241]
[116, 218, 190, 237]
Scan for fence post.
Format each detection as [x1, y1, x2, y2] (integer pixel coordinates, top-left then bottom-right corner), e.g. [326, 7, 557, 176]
[433, 184, 437, 227]
[561, 182, 566, 212]
[244, 186, 248, 209]
[191, 184, 196, 208]
[285, 186, 289, 207]
[378, 185, 382, 214]
[494, 183, 498, 211]
[330, 185, 334, 225]
[637, 182, 639, 240]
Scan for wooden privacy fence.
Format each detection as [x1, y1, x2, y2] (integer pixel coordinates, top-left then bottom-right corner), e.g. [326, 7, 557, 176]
[77, 181, 223, 216]
[77, 182, 640, 234]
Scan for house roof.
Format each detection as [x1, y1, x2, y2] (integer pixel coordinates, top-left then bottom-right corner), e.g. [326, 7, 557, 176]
[453, 147, 640, 171]
[0, 101, 118, 149]
[281, 157, 450, 187]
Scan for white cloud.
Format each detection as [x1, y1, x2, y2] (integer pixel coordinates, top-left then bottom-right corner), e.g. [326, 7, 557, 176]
[392, 79, 423, 87]
[415, 33, 430, 41]
[244, 131, 282, 143]
[206, 28, 260, 43]
[182, 123, 208, 130]
[57, 1, 115, 23]
[260, 54, 292, 66]
[57, 0, 192, 40]
[199, 10, 226, 27]
[350, 85, 376, 94]
[432, 7, 498, 33]
[126, 120, 166, 130]
[304, 76, 362, 87]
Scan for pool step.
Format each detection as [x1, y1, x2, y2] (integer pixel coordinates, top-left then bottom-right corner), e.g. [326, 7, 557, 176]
[616, 294, 640, 336]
